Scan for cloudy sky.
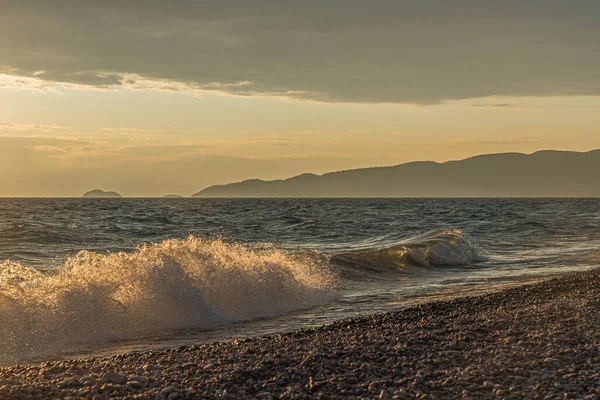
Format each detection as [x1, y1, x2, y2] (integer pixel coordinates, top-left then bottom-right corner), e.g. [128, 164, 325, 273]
[1, 1, 600, 196]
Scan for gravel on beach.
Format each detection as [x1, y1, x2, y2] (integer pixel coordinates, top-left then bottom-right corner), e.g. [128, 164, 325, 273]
[2, 269, 600, 399]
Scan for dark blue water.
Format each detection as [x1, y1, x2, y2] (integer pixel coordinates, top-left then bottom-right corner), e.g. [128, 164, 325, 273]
[0, 198, 599, 364]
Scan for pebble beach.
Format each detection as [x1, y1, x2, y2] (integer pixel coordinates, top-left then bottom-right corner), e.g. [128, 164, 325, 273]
[2, 269, 600, 400]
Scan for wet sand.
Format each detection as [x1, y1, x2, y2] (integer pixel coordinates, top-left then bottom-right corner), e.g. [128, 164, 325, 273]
[2, 269, 600, 399]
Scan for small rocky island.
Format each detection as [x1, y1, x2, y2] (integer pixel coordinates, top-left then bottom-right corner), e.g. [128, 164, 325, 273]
[163, 194, 185, 198]
[82, 189, 123, 198]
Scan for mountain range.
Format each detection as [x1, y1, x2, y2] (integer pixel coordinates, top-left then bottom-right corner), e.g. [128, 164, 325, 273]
[192, 150, 600, 198]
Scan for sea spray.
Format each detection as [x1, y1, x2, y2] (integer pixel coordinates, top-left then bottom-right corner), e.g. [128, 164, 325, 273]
[0, 236, 338, 364]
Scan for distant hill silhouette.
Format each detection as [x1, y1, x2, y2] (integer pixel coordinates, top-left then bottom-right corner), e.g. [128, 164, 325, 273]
[82, 189, 123, 198]
[193, 150, 600, 198]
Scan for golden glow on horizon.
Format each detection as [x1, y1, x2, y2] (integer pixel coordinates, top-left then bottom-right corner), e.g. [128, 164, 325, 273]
[2, 80, 600, 197]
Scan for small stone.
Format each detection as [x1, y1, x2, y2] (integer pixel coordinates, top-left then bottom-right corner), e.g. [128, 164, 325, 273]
[127, 381, 142, 389]
[483, 381, 494, 389]
[80, 376, 96, 386]
[101, 372, 126, 384]
[128, 376, 148, 385]
[162, 386, 176, 395]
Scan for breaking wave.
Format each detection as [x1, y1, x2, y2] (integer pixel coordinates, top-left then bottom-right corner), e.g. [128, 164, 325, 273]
[330, 229, 485, 275]
[0, 236, 337, 364]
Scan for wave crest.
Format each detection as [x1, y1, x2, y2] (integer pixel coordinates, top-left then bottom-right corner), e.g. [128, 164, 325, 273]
[331, 229, 485, 274]
[0, 236, 337, 364]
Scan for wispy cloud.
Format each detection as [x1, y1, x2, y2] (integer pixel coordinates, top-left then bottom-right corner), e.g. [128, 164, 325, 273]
[412, 136, 545, 148]
[120, 74, 256, 96]
[100, 127, 170, 136]
[470, 103, 515, 108]
[0, 122, 71, 133]
[0, 71, 84, 93]
[0, 69, 309, 102]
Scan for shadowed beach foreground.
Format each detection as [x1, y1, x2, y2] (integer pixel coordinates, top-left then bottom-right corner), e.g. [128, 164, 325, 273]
[2, 270, 600, 400]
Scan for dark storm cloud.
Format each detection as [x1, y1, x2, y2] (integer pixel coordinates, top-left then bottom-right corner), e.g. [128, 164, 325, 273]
[2, 0, 600, 103]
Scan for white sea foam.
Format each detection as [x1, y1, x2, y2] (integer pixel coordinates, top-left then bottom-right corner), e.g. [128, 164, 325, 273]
[0, 236, 337, 364]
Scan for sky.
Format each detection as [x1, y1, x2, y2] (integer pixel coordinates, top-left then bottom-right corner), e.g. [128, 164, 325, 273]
[1, 1, 600, 197]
